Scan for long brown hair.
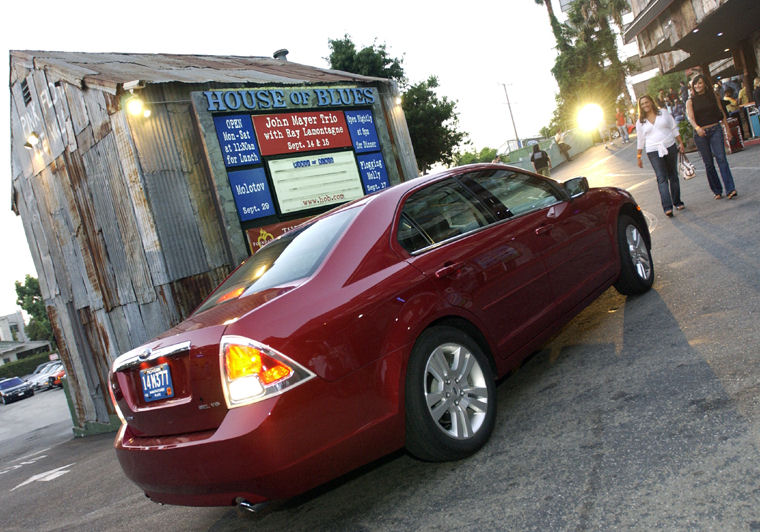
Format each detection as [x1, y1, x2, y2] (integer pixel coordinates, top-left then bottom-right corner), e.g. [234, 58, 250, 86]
[637, 95, 660, 123]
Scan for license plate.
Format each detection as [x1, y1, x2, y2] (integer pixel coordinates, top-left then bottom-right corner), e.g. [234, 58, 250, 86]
[140, 363, 174, 403]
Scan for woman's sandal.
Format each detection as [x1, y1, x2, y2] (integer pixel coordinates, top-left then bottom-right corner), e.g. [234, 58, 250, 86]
[676, 204, 686, 211]
[727, 190, 738, 199]
[714, 194, 723, 200]
[665, 210, 674, 217]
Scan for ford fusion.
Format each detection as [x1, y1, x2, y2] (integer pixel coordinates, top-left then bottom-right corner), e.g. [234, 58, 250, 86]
[109, 163, 653, 507]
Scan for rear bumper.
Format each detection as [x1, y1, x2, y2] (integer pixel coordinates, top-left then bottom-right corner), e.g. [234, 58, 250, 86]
[114, 354, 406, 506]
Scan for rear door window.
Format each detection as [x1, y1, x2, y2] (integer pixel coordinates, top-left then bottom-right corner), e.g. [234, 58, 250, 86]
[397, 179, 493, 253]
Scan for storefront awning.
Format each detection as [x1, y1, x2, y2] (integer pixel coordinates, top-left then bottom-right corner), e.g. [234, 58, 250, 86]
[673, 0, 760, 63]
[623, 0, 676, 44]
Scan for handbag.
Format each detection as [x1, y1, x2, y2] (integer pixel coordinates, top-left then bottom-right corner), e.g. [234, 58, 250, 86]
[679, 152, 696, 180]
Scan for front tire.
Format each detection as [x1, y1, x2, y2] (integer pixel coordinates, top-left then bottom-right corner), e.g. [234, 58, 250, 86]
[405, 326, 496, 462]
[614, 214, 654, 295]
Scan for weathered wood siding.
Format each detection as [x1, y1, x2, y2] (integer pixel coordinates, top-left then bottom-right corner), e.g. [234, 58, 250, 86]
[10, 67, 232, 430]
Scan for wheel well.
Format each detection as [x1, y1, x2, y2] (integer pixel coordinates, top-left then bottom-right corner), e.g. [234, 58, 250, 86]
[618, 203, 651, 248]
[425, 316, 497, 375]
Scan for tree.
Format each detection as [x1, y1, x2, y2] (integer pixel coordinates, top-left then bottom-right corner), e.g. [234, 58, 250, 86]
[328, 36, 467, 172]
[537, 0, 631, 133]
[454, 147, 498, 166]
[402, 77, 468, 172]
[15, 275, 54, 343]
[327, 35, 405, 83]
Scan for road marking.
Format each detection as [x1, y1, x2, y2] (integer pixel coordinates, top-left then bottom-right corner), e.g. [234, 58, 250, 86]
[0, 453, 48, 476]
[10, 463, 75, 491]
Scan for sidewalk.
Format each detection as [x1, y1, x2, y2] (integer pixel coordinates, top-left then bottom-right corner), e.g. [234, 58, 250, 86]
[553, 134, 760, 191]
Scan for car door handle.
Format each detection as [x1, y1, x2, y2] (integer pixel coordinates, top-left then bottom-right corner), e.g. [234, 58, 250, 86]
[535, 224, 554, 236]
[435, 262, 464, 279]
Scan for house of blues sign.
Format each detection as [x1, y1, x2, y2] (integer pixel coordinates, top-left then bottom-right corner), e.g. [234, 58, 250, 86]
[205, 86, 391, 248]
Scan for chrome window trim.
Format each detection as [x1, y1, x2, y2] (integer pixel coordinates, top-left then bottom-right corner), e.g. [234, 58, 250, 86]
[112, 341, 192, 373]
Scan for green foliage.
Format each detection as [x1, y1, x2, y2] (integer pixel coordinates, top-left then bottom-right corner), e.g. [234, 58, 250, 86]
[678, 119, 694, 140]
[454, 147, 498, 166]
[327, 36, 467, 173]
[327, 35, 405, 83]
[15, 275, 54, 343]
[0, 352, 54, 379]
[541, 0, 630, 133]
[402, 77, 468, 172]
[647, 72, 687, 98]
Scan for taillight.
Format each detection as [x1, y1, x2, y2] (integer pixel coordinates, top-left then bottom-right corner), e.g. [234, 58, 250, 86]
[220, 335, 314, 408]
[108, 373, 127, 424]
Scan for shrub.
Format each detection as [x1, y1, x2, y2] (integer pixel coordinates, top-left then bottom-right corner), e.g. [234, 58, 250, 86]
[0, 352, 57, 379]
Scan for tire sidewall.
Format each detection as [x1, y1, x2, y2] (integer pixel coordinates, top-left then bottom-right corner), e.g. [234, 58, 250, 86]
[615, 214, 654, 294]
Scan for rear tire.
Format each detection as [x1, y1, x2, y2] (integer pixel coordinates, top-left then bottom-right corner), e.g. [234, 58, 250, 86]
[405, 325, 496, 462]
[613, 214, 654, 295]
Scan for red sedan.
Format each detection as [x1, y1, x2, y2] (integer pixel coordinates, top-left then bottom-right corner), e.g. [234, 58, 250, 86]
[110, 163, 653, 507]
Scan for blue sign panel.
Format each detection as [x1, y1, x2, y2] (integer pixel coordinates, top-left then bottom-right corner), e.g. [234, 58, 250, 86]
[356, 153, 390, 194]
[345, 110, 381, 153]
[214, 114, 261, 168]
[227, 167, 276, 221]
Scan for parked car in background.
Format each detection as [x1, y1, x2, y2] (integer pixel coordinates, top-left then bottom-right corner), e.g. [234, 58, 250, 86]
[0, 377, 35, 404]
[26, 362, 64, 391]
[48, 367, 66, 389]
[109, 163, 653, 508]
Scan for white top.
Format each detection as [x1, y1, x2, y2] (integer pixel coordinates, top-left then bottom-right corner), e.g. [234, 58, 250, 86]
[636, 109, 679, 156]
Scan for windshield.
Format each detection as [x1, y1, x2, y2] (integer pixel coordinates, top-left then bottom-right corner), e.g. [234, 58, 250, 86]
[195, 208, 358, 314]
[0, 377, 24, 389]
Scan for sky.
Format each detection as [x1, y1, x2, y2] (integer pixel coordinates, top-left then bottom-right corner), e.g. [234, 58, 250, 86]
[0, 0, 562, 317]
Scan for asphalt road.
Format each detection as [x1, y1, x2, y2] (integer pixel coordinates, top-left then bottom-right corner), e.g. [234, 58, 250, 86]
[1, 140, 759, 531]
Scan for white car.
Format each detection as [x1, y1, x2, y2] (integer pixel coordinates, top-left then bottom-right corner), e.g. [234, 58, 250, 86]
[26, 362, 64, 391]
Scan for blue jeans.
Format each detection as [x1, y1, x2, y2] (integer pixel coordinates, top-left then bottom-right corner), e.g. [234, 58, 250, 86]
[647, 144, 682, 212]
[693, 125, 736, 195]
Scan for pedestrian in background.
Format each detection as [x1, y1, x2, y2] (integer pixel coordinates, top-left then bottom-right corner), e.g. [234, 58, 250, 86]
[723, 87, 739, 114]
[616, 107, 630, 143]
[555, 130, 572, 162]
[530, 144, 551, 177]
[753, 77, 760, 105]
[679, 80, 689, 104]
[686, 74, 738, 200]
[636, 94, 685, 217]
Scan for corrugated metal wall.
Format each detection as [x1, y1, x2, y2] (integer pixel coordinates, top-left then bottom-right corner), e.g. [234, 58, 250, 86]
[10, 69, 232, 431]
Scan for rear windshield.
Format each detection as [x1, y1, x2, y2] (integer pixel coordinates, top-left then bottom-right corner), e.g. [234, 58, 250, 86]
[195, 208, 358, 314]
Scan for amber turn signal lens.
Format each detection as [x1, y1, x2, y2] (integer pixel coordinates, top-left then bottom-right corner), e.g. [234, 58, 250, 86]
[225, 344, 292, 384]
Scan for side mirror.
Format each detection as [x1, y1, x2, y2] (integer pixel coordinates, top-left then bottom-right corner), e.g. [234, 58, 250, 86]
[564, 176, 589, 198]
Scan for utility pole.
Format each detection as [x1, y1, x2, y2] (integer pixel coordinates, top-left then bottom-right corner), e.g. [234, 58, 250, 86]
[502, 83, 521, 149]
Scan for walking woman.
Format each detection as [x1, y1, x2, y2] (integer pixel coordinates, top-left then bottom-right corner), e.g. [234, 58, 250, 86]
[636, 94, 685, 217]
[686, 74, 738, 200]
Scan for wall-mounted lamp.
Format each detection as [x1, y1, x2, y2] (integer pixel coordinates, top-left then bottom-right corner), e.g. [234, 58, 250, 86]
[124, 88, 152, 119]
[24, 132, 40, 150]
[126, 95, 151, 118]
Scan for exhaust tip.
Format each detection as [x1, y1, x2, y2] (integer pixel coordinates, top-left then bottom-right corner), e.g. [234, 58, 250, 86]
[235, 497, 270, 514]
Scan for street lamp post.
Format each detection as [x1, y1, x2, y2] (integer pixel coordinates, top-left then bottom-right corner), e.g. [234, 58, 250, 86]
[502, 83, 521, 149]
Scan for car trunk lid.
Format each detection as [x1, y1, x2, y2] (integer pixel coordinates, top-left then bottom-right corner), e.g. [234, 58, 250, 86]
[110, 287, 292, 437]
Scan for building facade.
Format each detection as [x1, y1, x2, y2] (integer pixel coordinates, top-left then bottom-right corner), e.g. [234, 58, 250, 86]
[624, 0, 760, 92]
[10, 50, 418, 433]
